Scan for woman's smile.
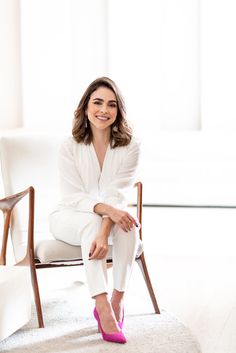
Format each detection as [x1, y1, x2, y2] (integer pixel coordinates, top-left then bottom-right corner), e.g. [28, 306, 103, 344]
[96, 115, 110, 121]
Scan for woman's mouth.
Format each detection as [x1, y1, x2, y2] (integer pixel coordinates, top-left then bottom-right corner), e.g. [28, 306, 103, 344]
[96, 115, 109, 121]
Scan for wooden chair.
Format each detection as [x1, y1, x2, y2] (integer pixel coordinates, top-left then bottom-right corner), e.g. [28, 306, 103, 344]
[0, 134, 160, 328]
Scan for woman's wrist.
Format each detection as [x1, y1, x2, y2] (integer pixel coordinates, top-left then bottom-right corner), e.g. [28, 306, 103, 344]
[93, 202, 113, 217]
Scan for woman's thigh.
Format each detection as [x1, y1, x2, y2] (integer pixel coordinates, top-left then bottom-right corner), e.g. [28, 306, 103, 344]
[49, 209, 102, 246]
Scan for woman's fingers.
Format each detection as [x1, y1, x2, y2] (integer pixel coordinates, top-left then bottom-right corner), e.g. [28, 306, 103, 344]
[89, 243, 108, 260]
[110, 207, 140, 231]
[127, 214, 139, 227]
[89, 241, 96, 258]
[120, 214, 138, 232]
[119, 219, 132, 232]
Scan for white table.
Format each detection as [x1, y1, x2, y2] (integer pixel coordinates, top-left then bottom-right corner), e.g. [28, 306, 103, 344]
[0, 266, 31, 341]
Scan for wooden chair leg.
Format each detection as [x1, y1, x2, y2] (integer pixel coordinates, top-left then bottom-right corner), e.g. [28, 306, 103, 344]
[18, 253, 44, 328]
[29, 256, 44, 328]
[136, 253, 161, 314]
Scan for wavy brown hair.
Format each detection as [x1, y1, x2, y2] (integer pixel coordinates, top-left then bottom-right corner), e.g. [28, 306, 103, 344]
[72, 77, 132, 148]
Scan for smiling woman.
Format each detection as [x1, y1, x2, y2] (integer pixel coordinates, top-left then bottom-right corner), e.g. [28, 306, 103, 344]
[49, 76, 141, 344]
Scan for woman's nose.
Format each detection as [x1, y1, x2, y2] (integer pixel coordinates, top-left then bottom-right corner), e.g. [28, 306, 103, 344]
[99, 104, 107, 113]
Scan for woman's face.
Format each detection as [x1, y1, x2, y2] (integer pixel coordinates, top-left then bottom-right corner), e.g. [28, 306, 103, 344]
[86, 86, 118, 132]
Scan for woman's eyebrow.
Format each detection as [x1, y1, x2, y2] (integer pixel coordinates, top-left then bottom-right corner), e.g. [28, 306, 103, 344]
[92, 98, 117, 103]
[93, 98, 103, 101]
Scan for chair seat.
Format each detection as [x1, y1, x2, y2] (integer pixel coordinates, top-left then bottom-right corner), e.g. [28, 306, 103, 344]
[35, 239, 143, 264]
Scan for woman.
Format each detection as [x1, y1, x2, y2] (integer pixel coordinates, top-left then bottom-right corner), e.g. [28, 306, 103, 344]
[49, 77, 141, 344]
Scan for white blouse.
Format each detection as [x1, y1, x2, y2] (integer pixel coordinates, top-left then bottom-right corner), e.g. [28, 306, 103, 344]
[56, 137, 140, 213]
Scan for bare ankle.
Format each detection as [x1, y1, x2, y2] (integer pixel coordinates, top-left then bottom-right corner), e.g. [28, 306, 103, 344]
[94, 293, 112, 313]
[111, 290, 124, 306]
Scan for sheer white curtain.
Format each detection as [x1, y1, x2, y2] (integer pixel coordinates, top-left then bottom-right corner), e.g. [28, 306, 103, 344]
[0, 0, 22, 129]
[20, 0, 108, 131]
[1, 0, 236, 131]
[108, 0, 200, 139]
[201, 0, 236, 130]
[19, 0, 201, 134]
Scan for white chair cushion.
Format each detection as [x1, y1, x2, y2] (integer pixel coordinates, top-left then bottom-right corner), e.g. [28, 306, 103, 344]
[35, 239, 143, 264]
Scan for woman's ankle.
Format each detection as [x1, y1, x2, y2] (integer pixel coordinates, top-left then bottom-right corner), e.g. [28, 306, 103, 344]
[111, 290, 124, 321]
[111, 290, 124, 306]
[95, 294, 110, 311]
[94, 294, 120, 332]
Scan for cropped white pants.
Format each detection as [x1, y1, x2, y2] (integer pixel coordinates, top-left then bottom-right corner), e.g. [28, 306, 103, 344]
[49, 210, 141, 297]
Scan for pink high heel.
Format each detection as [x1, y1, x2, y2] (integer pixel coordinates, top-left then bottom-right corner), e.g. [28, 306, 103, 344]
[93, 308, 127, 344]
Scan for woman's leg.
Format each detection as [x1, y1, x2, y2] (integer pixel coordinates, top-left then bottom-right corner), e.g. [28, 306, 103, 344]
[50, 210, 109, 296]
[111, 225, 140, 321]
[111, 289, 125, 322]
[49, 210, 119, 332]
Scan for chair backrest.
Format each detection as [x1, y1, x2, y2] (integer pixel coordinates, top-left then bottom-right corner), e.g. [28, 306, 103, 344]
[0, 133, 67, 262]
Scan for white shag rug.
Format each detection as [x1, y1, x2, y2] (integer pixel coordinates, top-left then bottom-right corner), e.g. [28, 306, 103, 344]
[0, 279, 201, 353]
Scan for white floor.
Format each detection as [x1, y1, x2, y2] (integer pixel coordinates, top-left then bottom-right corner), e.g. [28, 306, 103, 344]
[24, 206, 236, 353]
[140, 207, 236, 353]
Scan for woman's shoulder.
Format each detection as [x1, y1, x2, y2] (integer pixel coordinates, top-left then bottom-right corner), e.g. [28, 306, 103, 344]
[60, 136, 73, 150]
[60, 136, 90, 156]
[127, 136, 141, 151]
[130, 135, 141, 146]
[60, 136, 81, 155]
[113, 136, 141, 158]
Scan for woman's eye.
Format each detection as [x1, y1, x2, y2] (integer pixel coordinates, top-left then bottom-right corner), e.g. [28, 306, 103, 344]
[109, 104, 117, 108]
[94, 101, 101, 105]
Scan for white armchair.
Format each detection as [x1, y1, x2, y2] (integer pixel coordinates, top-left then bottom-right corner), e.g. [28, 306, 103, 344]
[0, 133, 160, 328]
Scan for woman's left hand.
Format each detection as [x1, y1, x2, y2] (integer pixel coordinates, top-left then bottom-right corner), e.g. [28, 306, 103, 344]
[89, 234, 109, 260]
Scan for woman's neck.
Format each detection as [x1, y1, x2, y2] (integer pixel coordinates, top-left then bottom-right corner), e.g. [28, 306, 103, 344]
[92, 128, 111, 146]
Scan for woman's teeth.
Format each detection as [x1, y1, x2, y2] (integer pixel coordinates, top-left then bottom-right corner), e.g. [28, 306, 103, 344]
[96, 116, 109, 121]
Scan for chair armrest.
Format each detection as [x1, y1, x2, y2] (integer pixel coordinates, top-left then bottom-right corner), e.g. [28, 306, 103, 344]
[134, 182, 143, 241]
[0, 187, 35, 265]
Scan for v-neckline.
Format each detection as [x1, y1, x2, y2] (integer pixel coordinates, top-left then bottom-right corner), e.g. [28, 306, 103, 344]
[91, 142, 110, 173]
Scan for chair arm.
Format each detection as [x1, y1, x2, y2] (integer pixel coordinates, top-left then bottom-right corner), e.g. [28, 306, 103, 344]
[0, 187, 35, 265]
[134, 182, 143, 241]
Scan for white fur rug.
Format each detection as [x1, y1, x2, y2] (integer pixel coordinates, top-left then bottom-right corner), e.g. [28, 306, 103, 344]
[0, 276, 201, 353]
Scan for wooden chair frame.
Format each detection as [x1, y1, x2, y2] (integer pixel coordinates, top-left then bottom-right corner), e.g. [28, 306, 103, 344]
[0, 182, 160, 329]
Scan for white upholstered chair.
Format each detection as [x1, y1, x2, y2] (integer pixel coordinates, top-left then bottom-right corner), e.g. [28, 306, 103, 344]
[0, 133, 160, 328]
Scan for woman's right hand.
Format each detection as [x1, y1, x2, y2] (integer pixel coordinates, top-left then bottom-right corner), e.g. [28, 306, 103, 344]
[107, 206, 139, 232]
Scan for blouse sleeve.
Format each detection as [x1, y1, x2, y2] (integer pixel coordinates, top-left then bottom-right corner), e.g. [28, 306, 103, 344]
[101, 138, 141, 209]
[58, 139, 101, 213]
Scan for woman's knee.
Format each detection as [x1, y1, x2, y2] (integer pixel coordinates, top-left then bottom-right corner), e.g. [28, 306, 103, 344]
[83, 212, 103, 232]
[49, 210, 102, 245]
[113, 225, 140, 246]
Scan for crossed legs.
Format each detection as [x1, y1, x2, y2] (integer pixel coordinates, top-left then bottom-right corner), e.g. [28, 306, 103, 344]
[50, 210, 139, 332]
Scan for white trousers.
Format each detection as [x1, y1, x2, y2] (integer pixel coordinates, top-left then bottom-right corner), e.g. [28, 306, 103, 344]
[49, 209, 141, 297]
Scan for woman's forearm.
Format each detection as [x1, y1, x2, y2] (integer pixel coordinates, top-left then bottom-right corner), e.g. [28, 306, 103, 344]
[94, 202, 139, 233]
[100, 216, 114, 238]
[93, 203, 114, 237]
[93, 202, 113, 217]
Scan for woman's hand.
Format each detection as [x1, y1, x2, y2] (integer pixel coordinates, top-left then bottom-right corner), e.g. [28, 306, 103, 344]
[107, 206, 139, 232]
[89, 234, 109, 260]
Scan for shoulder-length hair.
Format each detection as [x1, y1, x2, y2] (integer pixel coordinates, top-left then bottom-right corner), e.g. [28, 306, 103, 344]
[72, 77, 132, 148]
